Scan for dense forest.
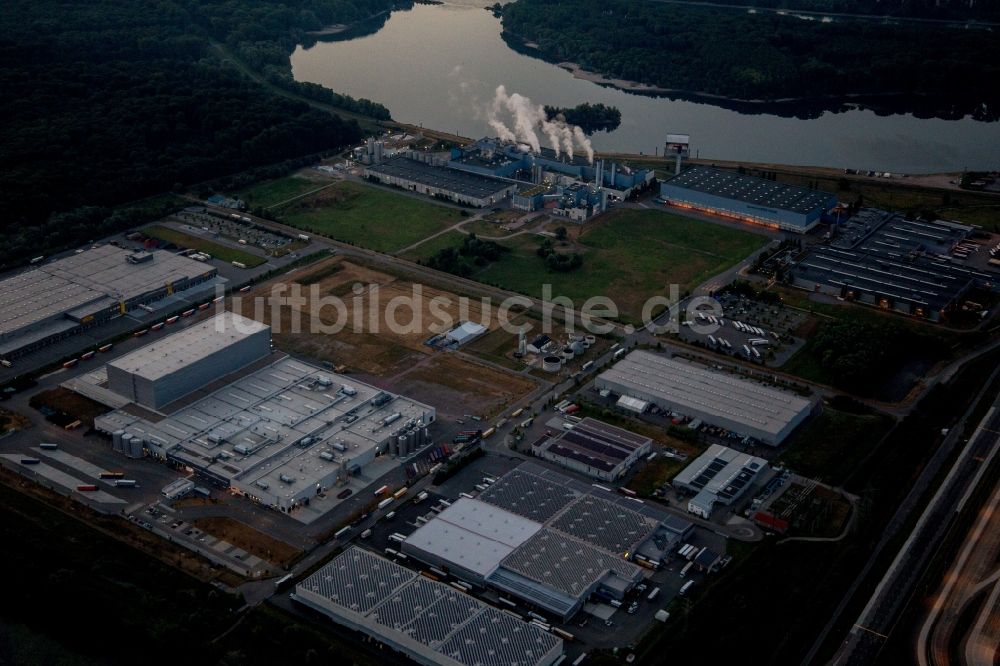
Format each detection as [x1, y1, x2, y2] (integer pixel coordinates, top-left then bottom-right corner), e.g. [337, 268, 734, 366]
[671, 0, 1000, 21]
[0, 0, 393, 268]
[543, 103, 621, 134]
[502, 0, 1000, 108]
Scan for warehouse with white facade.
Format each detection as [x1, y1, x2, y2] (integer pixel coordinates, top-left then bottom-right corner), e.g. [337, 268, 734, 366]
[294, 547, 563, 666]
[672, 444, 770, 518]
[596, 351, 814, 446]
[106, 312, 270, 409]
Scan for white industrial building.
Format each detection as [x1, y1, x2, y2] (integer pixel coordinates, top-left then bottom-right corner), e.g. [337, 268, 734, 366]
[444, 321, 487, 347]
[91, 313, 436, 510]
[294, 547, 564, 666]
[106, 312, 270, 409]
[401, 463, 692, 621]
[534, 417, 651, 481]
[672, 444, 770, 518]
[0, 245, 218, 360]
[596, 351, 814, 446]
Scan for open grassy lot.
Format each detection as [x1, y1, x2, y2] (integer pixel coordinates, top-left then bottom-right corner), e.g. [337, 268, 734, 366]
[779, 406, 895, 485]
[399, 229, 467, 263]
[473, 209, 767, 321]
[143, 224, 266, 267]
[29, 387, 106, 429]
[191, 516, 300, 567]
[238, 173, 333, 209]
[274, 181, 463, 253]
[627, 456, 689, 497]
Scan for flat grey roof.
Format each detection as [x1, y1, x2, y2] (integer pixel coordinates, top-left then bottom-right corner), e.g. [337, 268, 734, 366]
[97, 355, 434, 495]
[597, 351, 812, 440]
[366, 156, 514, 199]
[0, 245, 212, 337]
[549, 494, 657, 555]
[540, 417, 650, 474]
[108, 312, 268, 381]
[402, 498, 542, 579]
[496, 528, 643, 599]
[296, 547, 562, 666]
[663, 165, 834, 215]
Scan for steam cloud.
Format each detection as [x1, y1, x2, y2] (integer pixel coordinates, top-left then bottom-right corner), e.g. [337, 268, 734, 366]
[485, 85, 594, 164]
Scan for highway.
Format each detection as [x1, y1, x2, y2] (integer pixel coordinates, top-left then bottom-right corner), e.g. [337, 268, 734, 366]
[916, 427, 1000, 666]
[828, 385, 1000, 666]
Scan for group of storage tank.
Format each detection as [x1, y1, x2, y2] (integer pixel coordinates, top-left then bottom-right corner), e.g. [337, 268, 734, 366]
[388, 420, 429, 458]
[543, 334, 597, 372]
[112, 430, 144, 459]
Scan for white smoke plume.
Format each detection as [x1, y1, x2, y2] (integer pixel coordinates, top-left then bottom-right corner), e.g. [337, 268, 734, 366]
[484, 86, 595, 164]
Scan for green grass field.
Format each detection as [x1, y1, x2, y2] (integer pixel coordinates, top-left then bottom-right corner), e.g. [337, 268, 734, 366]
[400, 230, 469, 263]
[779, 407, 895, 485]
[142, 225, 265, 267]
[275, 181, 463, 253]
[238, 174, 332, 209]
[475, 209, 767, 321]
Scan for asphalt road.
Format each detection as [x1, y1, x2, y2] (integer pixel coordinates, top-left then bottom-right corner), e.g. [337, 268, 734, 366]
[827, 383, 1000, 665]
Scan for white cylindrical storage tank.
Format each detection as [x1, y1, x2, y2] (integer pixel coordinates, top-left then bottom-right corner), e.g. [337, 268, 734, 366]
[561, 346, 574, 360]
[570, 340, 585, 356]
[584, 335, 596, 347]
[542, 356, 562, 372]
[118, 433, 131, 454]
[129, 437, 144, 459]
[113, 430, 124, 453]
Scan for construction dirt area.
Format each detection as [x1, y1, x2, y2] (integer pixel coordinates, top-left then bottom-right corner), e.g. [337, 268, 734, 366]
[232, 257, 540, 420]
[192, 516, 302, 567]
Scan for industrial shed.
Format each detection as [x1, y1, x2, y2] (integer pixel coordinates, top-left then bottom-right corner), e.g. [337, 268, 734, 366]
[659, 165, 836, 233]
[534, 417, 651, 481]
[106, 312, 270, 409]
[294, 547, 563, 666]
[673, 444, 770, 518]
[596, 351, 813, 446]
[363, 156, 517, 208]
[0, 245, 217, 360]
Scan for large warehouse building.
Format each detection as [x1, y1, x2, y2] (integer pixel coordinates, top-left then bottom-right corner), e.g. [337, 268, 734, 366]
[91, 313, 436, 509]
[106, 313, 270, 409]
[596, 351, 814, 446]
[534, 417, 651, 481]
[0, 245, 217, 361]
[790, 209, 994, 321]
[294, 547, 564, 666]
[673, 444, 770, 518]
[363, 155, 517, 208]
[659, 165, 836, 233]
[400, 463, 692, 621]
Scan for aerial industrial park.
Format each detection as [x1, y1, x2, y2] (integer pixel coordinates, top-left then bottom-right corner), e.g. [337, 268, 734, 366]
[2, 41, 1000, 665]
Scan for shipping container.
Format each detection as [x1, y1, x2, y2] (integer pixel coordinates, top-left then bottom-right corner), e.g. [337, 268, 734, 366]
[115, 479, 137, 487]
[647, 587, 661, 601]
[377, 497, 394, 510]
[20, 457, 40, 465]
[100, 471, 125, 479]
[679, 580, 695, 595]
[77, 484, 99, 492]
[374, 485, 390, 496]
[39, 442, 58, 451]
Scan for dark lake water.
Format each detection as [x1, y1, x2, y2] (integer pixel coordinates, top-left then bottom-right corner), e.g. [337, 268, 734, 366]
[291, 1, 1000, 173]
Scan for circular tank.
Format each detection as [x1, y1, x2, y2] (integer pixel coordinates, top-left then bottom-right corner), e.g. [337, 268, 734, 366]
[561, 347, 574, 360]
[584, 335, 596, 347]
[542, 356, 562, 372]
[570, 340, 586, 356]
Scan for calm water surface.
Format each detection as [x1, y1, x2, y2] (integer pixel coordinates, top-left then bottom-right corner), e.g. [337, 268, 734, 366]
[292, 1, 1000, 173]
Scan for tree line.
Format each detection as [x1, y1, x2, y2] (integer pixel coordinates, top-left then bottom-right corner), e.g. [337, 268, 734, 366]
[502, 0, 1000, 109]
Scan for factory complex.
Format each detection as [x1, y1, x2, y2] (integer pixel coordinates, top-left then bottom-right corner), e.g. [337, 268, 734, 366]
[659, 165, 836, 233]
[295, 547, 564, 666]
[399, 463, 693, 621]
[672, 444, 770, 519]
[87, 313, 435, 510]
[362, 137, 653, 219]
[596, 351, 813, 446]
[0, 245, 218, 361]
[533, 417, 651, 481]
[791, 208, 997, 321]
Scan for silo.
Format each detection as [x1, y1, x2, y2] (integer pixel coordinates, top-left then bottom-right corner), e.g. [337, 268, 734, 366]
[561, 346, 575, 361]
[112, 430, 124, 453]
[584, 335, 596, 347]
[128, 437, 144, 459]
[570, 340, 586, 356]
[119, 433, 132, 455]
[396, 435, 406, 457]
[542, 356, 562, 372]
